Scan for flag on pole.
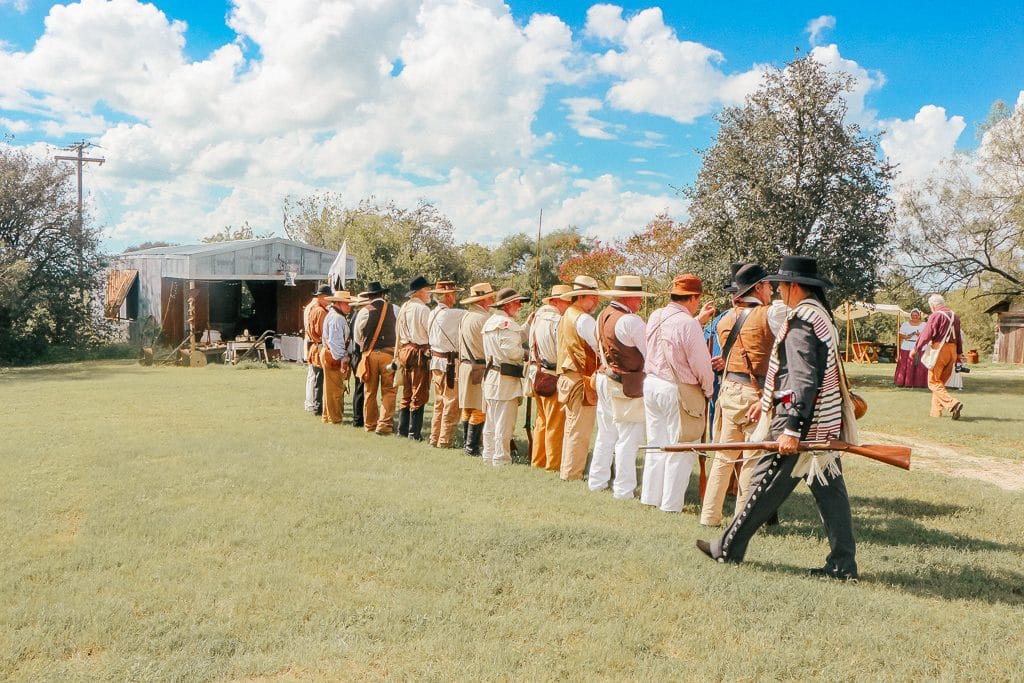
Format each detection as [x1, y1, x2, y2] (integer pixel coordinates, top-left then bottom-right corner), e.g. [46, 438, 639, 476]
[327, 240, 348, 291]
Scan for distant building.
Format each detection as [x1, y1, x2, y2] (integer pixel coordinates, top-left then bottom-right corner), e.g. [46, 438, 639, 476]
[104, 238, 355, 345]
[985, 297, 1024, 364]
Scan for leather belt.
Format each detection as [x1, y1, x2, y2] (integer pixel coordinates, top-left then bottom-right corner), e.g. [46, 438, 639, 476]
[486, 362, 524, 378]
[431, 350, 458, 359]
[461, 358, 486, 365]
[725, 371, 764, 387]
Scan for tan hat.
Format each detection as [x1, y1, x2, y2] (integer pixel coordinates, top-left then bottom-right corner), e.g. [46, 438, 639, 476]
[598, 275, 658, 298]
[666, 274, 705, 297]
[558, 275, 601, 300]
[461, 282, 496, 304]
[325, 290, 364, 304]
[490, 288, 530, 308]
[542, 284, 573, 303]
[429, 280, 464, 294]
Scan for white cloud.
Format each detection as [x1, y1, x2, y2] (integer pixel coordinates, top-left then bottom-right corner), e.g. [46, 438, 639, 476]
[0, 0, 29, 13]
[585, 4, 766, 124]
[563, 97, 617, 140]
[809, 44, 885, 128]
[805, 15, 836, 46]
[880, 105, 966, 186]
[0, 117, 31, 134]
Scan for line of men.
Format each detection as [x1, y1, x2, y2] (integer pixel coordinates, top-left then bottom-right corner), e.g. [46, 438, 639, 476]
[299, 263, 792, 517]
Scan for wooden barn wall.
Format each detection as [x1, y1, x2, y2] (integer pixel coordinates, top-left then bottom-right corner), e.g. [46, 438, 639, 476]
[161, 278, 185, 344]
[995, 313, 1024, 364]
[276, 282, 308, 335]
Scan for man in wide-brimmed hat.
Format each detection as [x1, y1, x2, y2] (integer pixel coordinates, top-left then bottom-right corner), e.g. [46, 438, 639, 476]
[700, 263, 787, 526]
[527, 284, 571, 472]
[320, 290, 362, 425]
[352, 281, 398, 435]
[303, 284, 333, 415]
[697, 255, 860, 582]
[458, 283, 496, 456]
[703, 263, 743, 433]
[589, 275, 658, 499]
[555, 275, 602, 481]
[641, 274, 716, 513]
[427, 280, 466, 448]
[395, 275, 433, 441]
[481, 288, 530, 466]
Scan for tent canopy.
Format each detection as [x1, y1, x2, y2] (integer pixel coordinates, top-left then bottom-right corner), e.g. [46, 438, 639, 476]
[835, 301, 910, 321]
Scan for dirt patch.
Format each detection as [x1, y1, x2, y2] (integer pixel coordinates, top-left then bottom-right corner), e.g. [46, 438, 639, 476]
[861, 430, 1024, 492]
[55, 509, 82, 543]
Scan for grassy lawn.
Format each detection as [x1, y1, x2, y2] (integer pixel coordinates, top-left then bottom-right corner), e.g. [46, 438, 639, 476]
[2, 361, 1023, 680]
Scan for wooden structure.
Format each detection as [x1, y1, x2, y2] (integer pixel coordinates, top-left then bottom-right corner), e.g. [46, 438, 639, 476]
[103, 238, 355, 345]
[986, 298, 1024, 364]
[835, 301, 908, 363]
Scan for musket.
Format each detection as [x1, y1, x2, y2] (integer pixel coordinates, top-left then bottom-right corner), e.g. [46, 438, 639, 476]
[640, 440, 911, 471]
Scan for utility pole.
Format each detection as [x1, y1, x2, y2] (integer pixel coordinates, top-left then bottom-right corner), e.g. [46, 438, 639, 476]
[56, 140, 104, 298]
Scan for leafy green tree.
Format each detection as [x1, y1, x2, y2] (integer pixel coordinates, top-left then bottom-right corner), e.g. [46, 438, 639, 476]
[1, 147, 106, 363]
[683, 55, 895, 305]
[202, 221, 273, 243]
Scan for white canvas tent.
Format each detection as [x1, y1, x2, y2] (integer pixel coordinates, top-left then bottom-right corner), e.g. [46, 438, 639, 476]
[835, 301, 911, 362]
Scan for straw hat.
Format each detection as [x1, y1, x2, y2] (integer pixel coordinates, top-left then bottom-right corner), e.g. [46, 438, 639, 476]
[325, 290, 364, 304]
[598, 275, 658, 298]
[667, 273, 705, 297]
[542, 284, 572, 303]
[461, 282, 496, 304]
[557, 275, 601, 300]
[429, 280, 464, 294]
[490, 288, 530, 308]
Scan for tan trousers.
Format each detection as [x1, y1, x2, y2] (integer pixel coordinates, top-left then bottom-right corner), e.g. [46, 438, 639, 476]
[461, 408, 486, 425]
[928, 342, 960, 416]
[700, 379, 759, 525]
[558, 372, 597, 481]
[363, 350, 397, 434]
[531, 392, 566, 472]
[320, 351, 348, 425]
[430, 368, 461, 447]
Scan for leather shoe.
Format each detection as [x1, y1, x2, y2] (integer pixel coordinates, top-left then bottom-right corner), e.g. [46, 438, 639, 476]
[807, 566, 858, 582]
[951, 402, 963, 420]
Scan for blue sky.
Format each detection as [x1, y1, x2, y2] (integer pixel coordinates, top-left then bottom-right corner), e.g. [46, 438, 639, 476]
[1, 0, 1022, 250]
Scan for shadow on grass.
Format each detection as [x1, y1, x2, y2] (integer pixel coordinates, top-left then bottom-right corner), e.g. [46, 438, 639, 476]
[748, 559, 1024, 606]
[0, 361, 147, 384]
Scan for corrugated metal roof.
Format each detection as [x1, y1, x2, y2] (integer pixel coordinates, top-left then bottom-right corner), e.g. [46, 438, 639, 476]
[121, 238, 335, 257]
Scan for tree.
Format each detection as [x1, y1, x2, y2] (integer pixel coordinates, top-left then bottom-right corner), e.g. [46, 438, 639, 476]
[123, 240, 178, 252]
[1, 146, 106, 363]
[683, 55, 895, 305]
[898, 99, 1024, 298]
[616, 212, 693, 292]
[202, 221, 273, 243]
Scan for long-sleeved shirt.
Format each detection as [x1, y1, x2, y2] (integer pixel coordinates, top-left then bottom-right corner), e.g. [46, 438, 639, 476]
[915, 305, 963, 355]
[644, 301, 715, 398]
[397, 297, 430, 346]
[482, 310, 527, 401]
[428, 303, 466, 372]
[528, 304, 561, 368]
[322, 307, 352, 362]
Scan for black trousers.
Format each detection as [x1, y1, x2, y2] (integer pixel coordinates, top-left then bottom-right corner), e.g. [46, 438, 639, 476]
[352, 378, 365, 426]
[312, 365, 325, 415]
[710, 449, 857, 576]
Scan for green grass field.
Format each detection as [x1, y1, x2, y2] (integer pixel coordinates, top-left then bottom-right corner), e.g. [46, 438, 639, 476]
[2, 360, 1022, 680]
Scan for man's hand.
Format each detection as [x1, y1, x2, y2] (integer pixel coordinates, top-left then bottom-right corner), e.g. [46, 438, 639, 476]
[697, 301, 717, 326]
[711, 355, 725, 371]
[745, 403, 761, 424]
[908, 349, 916, 360]
[777, 433, 800, 455]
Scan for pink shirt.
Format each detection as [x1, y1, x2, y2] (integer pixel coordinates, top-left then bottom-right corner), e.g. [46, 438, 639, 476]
[644, 302, 715, 397]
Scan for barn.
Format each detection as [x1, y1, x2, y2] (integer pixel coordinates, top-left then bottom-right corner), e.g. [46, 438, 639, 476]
[104, 238, 355, 348]
[986, 297, 1024, 364]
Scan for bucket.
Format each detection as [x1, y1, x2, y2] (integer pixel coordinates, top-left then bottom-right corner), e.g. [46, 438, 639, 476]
[967, 349, 979, 364]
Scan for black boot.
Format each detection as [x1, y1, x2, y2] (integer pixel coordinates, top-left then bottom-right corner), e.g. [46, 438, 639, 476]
[464, 422, 483, 457]
[408, 407, 424, 441]
[397, 407, 410, 437]
[460, 421, 469, 449]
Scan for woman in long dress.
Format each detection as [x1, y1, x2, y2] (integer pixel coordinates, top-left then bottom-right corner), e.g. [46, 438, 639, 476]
[894, 309, 928, 387]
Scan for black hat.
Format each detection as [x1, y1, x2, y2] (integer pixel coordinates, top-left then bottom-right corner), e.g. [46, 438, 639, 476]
[315, 284, 333, 296]
[766, 255, 833, 288]
[723, 262, 743, 293]
[490, 288, 530, 308]
[359, 281, 387, 298]
[733, 263, 770, 297]
[406, 275, 430, 297]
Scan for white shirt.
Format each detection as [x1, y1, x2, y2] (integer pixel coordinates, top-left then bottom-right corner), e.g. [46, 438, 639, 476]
[608, 302, 647, 357]
[322, 307, 352, 361]
[900, 321, 925, 351]
[397, 297, 430, 345]
[428, 303, 466, 372]
[528, 304, 560, 367]
[352, 306, 370, 349]
[482, 310, 527, 401]
[576, 311, 599, 352]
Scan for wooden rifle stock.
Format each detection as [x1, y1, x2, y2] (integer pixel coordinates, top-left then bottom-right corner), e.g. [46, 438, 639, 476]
[649, 440, 911, 470]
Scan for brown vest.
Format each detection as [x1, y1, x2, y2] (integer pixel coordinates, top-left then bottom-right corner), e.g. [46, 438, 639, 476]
[557, 304, 598, 376]
[717, 304, 773, 379]
[361, 298, 397, 351]
[598, 303, 645, 397]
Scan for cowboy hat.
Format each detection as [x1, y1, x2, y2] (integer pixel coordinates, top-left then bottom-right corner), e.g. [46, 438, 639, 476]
[359, 281, 387, 298]
[542, 284, 572, 303]
[723, 262, 743, 293]
[315, 284, 333, 296]
[461, 282, 496, 304]
[598, 275, 658, 298]
[733, 263, 770, 298]
[557, 275, 601, 300]
[429, 279, 464, 294]
[406, 275, 430, 297]
[325, 290, 363, 304]
[667, 273, 705, 297]
[490, 288, 530, 308]
[765, 255, 833, 288]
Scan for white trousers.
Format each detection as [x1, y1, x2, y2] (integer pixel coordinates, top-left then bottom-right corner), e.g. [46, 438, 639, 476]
[641, 375, 696, 513]
[304, 362, 318, 411]
[589, 374, 644, 499]
[483, 398, 519, 466]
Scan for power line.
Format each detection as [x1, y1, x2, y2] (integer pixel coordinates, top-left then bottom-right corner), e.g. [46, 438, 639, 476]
[55, 140, 105, 298]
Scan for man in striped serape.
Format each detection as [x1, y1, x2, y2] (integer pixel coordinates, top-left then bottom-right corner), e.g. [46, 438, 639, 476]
[697, 255, 859, 582]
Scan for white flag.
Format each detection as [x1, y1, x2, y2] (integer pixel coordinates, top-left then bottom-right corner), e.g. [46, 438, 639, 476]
[327, 240, 348, 291]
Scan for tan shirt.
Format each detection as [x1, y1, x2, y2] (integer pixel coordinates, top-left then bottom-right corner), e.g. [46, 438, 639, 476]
[428, 303, 466, 372]
[483, 310, 527, 401]
[397, 297, 430, 346]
